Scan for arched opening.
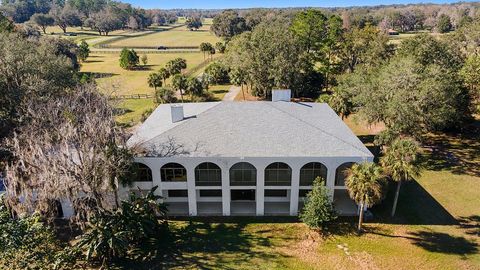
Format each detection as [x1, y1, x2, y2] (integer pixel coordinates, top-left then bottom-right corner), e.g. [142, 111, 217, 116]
[230, 162, 257, 186]
[265, 162, 292, 186]
[195, 162, 221, 186]
[161, 163, 187, 182]
[300, 162, 327, 186]
[335, 162, 356, 186]
[132, 162, 153, 182]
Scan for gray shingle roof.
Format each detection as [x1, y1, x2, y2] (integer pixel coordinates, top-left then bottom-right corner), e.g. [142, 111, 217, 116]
[127, 101, 373, 158]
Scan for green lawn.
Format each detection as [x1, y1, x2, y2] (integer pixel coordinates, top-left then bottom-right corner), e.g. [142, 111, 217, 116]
[80, 52, 207, 95]
[115, 98, 156, 125]
[107, 25, 220, 48]
[129, 117, 480, 270]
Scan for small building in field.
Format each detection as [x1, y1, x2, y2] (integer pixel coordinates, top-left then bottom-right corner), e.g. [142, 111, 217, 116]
[123, 90, 374, 216]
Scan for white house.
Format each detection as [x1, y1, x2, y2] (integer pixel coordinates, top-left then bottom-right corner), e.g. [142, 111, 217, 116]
[122, 90, 374, 216]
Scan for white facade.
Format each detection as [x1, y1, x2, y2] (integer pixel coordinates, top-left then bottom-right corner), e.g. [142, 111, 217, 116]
[119, 155, 373, 216]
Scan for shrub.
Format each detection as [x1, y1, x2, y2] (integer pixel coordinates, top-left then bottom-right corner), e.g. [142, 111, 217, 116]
[155, 87, 177, 104]
[0, 199, 62, 269]
[119, 48, 139, 70]
[76, 187, 169, 266]
[205, 62, 230, 84]
[299, 177, 337, 231]
[78, 40, 90, 62]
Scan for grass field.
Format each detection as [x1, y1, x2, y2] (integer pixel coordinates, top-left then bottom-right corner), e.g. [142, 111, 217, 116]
[80, 52, 207, 95]
[107, 25, 220, 48]
[123, 117, 480, 270]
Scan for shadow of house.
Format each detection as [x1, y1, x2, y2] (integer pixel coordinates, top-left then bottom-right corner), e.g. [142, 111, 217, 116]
[409, 230, 479, 255]
[371, 180, 457, 226]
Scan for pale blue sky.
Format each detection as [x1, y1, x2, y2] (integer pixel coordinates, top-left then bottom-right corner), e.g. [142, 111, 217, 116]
[123, 0, 476, 9]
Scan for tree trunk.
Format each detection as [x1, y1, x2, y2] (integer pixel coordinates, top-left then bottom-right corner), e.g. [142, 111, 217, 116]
[241, 84, 245, 101]
[358, 202, 365, 232]
[180, 89, 184, 103]
[42, 26, 47, 34]
[391, 181, 402, 217]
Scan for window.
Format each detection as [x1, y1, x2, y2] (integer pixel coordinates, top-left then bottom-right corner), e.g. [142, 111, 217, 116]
[168, 190, 188, 197]
[300, 162, 327, 186]
[231, 189, 255, 201]
[199, 190, 222, 197]
[132, 163, 152, 182]
[265, 189, 287, 197]
[335, 162, 355, 186]
[161, 163, 187, 182]
[299, 189, 312, 197]
[265, 162, 292, 186]
[195, 162, 221, 186]
[230, 162, 257, 186]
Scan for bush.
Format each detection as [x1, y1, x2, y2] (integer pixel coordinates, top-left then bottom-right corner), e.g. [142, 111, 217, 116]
[154, 87, 177, 104]
[205, 62, 230, 84]
[0, 199, 63, 269]
[76, 187, 169, 266]
[299, 177, 337, 231]
[119, 48, 139, 70]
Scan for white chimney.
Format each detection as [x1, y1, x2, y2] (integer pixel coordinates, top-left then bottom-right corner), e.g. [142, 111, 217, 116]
[272, 89, 291, 102]
[171, 105, 184, 123]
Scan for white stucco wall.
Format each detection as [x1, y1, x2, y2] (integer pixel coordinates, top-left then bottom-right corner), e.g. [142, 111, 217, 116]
[119, 155, 374, 217]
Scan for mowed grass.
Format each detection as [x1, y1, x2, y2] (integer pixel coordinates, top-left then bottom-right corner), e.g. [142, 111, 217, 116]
[107, 25, 220, 48]
[115, 98, 155, 125]
[80, 52, 206, 95]
[134, 118, 480, 270]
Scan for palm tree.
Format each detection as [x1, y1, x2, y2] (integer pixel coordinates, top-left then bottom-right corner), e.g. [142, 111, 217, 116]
[345, 162, 385, 232]
[147, 72, 162, 91]
[380, 138, 421, 217]
[158, 67, 170, 85]
[172, 74, 187, 102]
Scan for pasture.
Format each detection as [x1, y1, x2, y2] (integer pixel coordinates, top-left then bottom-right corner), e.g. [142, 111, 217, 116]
[80, 52, 208, 96]
[106, 25, 220, 48]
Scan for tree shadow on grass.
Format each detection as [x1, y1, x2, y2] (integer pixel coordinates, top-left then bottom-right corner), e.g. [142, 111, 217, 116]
[155, 221, 281, 269]
[371, 180, 457, 226]
[422, 118, 480, 177]
[357, 134, 381, 161]
[409, 230, 478, 255]
[458, 215, 480, 237]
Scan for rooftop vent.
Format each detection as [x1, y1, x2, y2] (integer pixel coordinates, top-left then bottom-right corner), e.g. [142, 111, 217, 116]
[171, 105, 184, 123]
[272, 89, 291, 102]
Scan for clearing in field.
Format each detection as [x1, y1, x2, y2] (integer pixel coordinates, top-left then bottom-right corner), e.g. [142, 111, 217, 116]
[106, 25, 220, 48]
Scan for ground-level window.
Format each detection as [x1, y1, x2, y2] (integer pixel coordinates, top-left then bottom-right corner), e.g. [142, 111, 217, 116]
[161, 163, 187, 182]
[300, 162, 327, 186]
[168, 190, 188, 197]
[230, 162, 257, 186]
[265, 162, 292, 186]
[335, 162, 356, 186]
[264, 189, 288, 197]
[195, 162, 222, 186]
[231, 189, 255, 201]
[132, 163, 152, 182]
[199, 190, 222, 197]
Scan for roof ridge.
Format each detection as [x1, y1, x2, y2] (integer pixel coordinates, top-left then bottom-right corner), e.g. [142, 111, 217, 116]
[265, 102, 372, 156]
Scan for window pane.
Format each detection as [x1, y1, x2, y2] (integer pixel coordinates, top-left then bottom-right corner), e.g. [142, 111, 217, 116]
[265, 190, 287, 197]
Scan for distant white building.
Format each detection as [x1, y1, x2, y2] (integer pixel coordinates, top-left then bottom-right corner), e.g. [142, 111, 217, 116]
[122, 90, 374, 216]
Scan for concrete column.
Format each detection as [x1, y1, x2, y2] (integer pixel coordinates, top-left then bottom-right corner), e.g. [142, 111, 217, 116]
[221, 163, 231, 216]
[326, 163, 336, 202]
[150, 162, 163, 197]
[186, 165, 197, 216]
[256, 164, 265, 216]
[289, 165, 301, 216]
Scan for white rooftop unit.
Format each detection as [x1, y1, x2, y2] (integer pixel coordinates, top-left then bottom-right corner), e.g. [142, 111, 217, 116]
[272, 89, 291, 102]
